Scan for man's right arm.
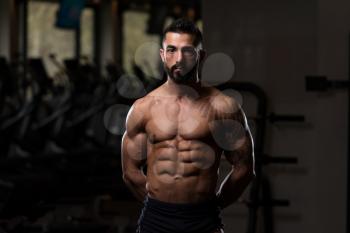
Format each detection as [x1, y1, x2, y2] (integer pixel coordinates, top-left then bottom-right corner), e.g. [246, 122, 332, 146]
[121, 100, 148, 202]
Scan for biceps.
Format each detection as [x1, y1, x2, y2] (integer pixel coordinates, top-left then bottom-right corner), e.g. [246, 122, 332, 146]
[224, 132, 254, 168]
[121, 132, 147, 170]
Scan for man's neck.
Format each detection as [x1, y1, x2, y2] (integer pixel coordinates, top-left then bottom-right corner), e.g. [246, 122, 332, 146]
[165, 77, 203, 99]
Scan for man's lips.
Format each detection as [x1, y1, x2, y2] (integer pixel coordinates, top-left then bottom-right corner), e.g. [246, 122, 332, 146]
[172, 66, 183, 72]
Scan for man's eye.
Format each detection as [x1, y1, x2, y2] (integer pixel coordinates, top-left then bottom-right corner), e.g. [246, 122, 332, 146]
[182, 48, 196, 56]
[167, 48, 175, 53]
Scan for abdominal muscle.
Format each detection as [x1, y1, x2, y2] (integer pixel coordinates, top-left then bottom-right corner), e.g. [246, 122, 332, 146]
[146, 141, 220, 203]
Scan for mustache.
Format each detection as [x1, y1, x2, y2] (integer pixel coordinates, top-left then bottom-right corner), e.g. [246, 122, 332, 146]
[171, 64, 182, 72]
[170, 63, 196, 72]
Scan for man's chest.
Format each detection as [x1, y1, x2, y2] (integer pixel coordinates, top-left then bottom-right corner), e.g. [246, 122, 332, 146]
[144, 99, 215, 142]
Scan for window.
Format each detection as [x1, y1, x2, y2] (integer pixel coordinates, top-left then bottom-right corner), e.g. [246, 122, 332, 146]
[122, 10, 162, 79]
[28, 0, 94, 77]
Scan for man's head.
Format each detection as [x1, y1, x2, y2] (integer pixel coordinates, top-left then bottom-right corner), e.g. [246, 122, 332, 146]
[160, 18, 205, 84]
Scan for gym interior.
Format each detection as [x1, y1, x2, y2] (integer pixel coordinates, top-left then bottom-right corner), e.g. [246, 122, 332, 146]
[0, 0, 348, 233]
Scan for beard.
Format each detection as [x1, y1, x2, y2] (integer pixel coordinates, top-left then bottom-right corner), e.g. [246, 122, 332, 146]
[164, 62, 198, 84]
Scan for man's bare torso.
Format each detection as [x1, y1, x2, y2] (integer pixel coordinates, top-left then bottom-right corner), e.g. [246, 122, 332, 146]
[134, 85, 238, 204]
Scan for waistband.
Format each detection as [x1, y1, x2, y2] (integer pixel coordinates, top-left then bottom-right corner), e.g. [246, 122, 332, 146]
[144, 196, 219, 213]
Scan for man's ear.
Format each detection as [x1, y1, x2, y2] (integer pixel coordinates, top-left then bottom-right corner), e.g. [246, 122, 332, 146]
[160, 48, 165, 62]
[199, 49, 207, 63]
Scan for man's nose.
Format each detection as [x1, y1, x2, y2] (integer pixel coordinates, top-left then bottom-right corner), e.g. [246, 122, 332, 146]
[175, 51, 183, 62]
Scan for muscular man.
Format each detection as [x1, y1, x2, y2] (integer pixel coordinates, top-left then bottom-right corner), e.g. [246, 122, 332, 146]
[121, 18, 255, 233]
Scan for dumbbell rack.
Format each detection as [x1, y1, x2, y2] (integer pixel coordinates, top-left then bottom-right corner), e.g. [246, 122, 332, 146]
[218, 82, 302, 233]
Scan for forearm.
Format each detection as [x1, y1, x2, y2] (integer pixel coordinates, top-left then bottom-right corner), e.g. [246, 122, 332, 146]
[123, 170, 147, 202]
[216, 168, 254, 209]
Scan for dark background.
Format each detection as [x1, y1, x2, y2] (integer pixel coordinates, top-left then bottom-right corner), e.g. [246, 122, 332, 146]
[0, 0, 348, 233]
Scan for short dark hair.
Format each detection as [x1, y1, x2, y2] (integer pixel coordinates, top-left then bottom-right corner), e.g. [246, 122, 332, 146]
[162, 18, 203, 47]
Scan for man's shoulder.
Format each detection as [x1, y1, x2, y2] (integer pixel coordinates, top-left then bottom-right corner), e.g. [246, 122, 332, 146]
[207, 87, 241, 116]
[126, 93, 156, 132]
[132, 85, 165, 110]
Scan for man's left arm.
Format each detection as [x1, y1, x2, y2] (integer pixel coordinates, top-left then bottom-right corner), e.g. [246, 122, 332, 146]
[216, 107, 256, 209]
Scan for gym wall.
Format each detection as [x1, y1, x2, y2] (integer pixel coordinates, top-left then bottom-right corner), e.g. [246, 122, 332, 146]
[203, 0, 348, 233]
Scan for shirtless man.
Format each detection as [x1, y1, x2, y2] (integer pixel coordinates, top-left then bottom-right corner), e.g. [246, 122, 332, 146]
[121, 18, 255, 233]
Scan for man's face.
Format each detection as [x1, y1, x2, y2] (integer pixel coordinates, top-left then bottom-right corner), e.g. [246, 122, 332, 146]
[160, 32, 200, 83]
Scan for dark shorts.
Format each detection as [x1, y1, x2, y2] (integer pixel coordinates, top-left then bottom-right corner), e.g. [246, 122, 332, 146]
[136, 196, 224, 233]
